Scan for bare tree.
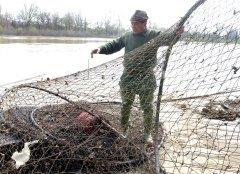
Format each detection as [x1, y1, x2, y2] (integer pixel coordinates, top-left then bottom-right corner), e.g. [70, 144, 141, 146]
[116, 17, 124, 35]
[83, 18, 88, 31]
[94, 21, 104, 33]
[18, 4, 39, 27]
[0, 5, 3, 26]
[74, 13, 83, 31]
[37, 12, 51, 29]
[103, 18, 111, 35]
[51, 13, 62, 30]
[2, 12, 13, 29]
[0, 4, 125, 36]
[0, 5, 13, 30]
[62, 13, 74, 30]
[103, 17, 119, 36]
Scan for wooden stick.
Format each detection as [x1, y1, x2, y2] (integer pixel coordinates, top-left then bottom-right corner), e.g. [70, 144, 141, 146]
[154, 1, 207, 173]
[20, 84, 125, 139]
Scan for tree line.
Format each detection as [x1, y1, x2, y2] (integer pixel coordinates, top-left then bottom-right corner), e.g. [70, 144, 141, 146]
[0, 4, 126, 37]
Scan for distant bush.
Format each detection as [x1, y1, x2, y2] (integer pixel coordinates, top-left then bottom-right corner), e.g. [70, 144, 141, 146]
[28, 26, 37, 34]
[14, 28, 23, 35]
[0, 25, 3, 34]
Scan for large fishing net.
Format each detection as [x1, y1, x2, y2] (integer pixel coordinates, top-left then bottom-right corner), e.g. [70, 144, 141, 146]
[1, 0, 240, 173]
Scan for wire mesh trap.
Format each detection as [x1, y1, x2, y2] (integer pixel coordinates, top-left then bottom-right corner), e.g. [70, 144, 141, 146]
[0, 101, 151, 174]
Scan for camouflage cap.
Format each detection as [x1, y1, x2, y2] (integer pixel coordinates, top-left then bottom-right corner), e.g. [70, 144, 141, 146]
[130, 10, 148, 22]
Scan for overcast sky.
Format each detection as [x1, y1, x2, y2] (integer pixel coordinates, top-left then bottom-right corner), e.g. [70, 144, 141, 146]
[0, 0, 197, 28]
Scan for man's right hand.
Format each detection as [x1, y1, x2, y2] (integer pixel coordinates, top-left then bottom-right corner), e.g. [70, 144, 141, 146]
[175, 26, 184, 36]
[91, 48, 100, 58]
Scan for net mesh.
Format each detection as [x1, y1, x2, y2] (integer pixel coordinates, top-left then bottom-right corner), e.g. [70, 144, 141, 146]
[1, 0, 240, 173]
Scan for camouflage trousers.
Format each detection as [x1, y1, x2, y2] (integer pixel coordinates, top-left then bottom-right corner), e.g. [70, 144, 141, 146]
[119, 73, 156, 136]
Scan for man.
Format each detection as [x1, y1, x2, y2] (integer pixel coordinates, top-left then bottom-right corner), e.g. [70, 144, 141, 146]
[91, 10, 184, 145]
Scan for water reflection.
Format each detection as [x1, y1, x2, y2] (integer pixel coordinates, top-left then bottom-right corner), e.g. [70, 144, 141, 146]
[0, 36, 112, 44]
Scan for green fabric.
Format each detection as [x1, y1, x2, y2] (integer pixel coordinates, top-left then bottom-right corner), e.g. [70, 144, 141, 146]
[100, 29, 162, 54]
[99, 29, 175, 81]
[120, 84, 155, 133]
[99, 29, 176, 136]
[120, 74, 155, 136]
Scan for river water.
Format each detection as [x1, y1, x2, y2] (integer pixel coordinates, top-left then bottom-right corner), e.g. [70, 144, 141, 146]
[0, 36, 123, 93]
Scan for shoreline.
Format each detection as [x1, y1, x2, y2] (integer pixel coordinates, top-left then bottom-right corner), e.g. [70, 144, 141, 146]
[0, 35, 113, 44]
